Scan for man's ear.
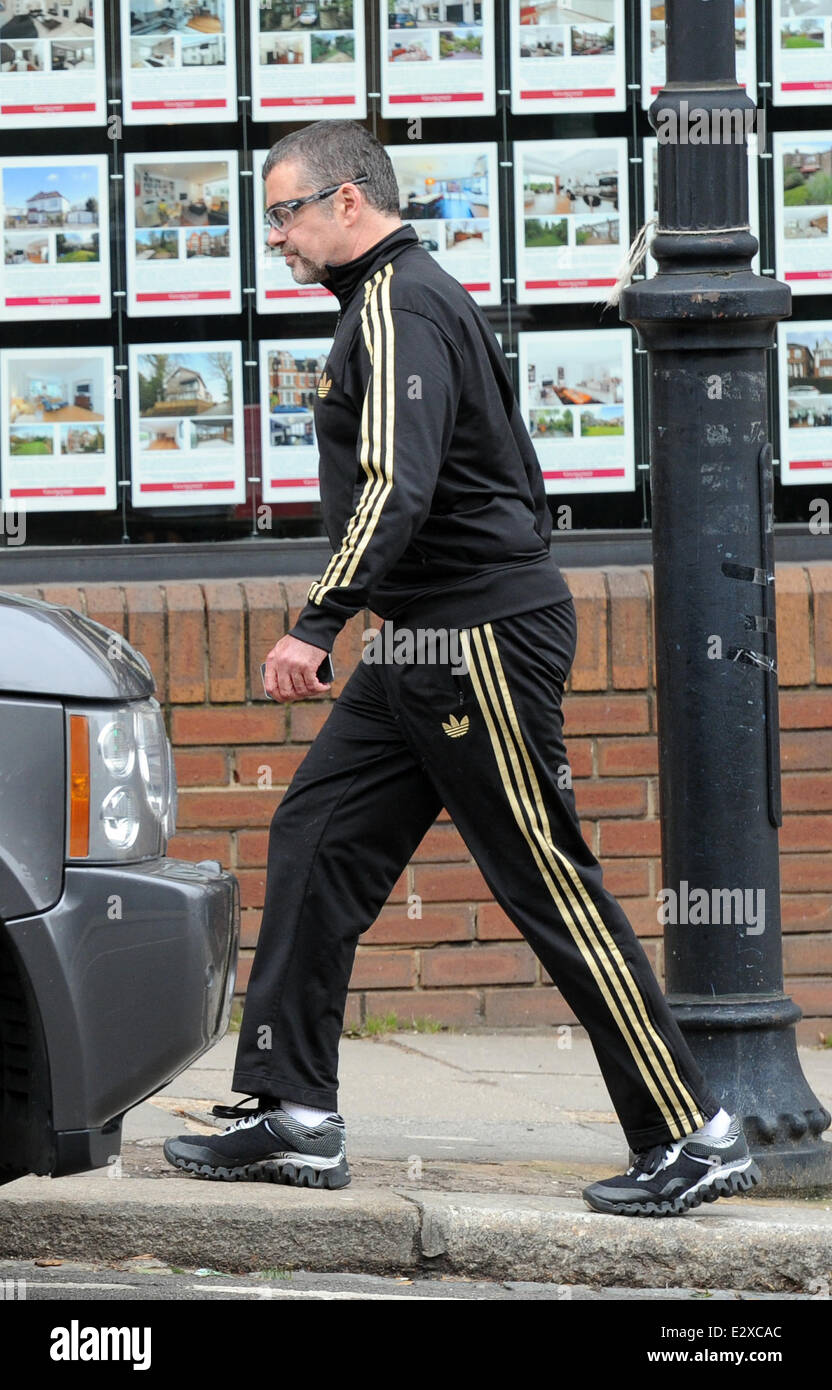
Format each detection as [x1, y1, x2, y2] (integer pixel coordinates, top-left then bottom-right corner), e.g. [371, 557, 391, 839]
[338, 183, 364, 225]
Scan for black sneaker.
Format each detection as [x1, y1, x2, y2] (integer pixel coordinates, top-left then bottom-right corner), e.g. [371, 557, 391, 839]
[581, 1115, 760, 1217]
[163, 1096, 350, 1190]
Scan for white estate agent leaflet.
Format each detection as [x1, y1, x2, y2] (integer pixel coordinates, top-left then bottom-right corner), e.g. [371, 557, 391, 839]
[124, 151, 242, 317]
[510, 0, 625, 115]
[121, 0, 237, 124]
[773, 131, 832, 296]
[129, 342, 245, 508]
[252, 0, 367, 123]
[773, 0, 832, 107]
[0, 0, 106, 129]
[259, 339, 333, 503]
[387, 143, 501, 306]
[0, 155, 110, 323]
[514, 137, 629, 305]
[380, 0, 496, 119]
[778, 321, 832, 486]
[517, 328, 635, 496]
[0, 345, 116, 512]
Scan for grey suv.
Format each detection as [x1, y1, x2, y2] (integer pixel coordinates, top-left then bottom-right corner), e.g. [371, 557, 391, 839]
[0, 590, 239, 1184]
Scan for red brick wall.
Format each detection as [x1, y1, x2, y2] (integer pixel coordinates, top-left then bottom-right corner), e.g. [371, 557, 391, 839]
[15, 562, 832, 1045]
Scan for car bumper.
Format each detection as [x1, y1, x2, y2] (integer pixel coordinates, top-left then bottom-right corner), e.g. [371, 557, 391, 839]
[6, 856, 239, 1171]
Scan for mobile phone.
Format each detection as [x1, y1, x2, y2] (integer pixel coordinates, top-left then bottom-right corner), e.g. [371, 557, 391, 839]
[260, 655, 334, 699]
[316, 653, 335, 684]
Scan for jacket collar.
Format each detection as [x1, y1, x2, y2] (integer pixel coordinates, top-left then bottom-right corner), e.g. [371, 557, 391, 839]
[323, 223, 419, 308]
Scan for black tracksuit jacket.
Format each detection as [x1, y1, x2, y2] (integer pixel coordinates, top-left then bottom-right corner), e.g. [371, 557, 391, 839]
[287, 221, 571, 652]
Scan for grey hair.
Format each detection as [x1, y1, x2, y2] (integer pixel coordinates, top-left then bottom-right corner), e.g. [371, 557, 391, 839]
[261, 121, 400, 217]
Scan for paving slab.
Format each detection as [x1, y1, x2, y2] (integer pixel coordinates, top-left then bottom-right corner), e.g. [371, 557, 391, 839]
[124, 1033, 626, 1163]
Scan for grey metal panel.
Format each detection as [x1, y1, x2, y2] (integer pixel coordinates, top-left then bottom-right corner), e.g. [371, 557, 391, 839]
[0, 591, 153, 701]
[5, 858, 239, 1132]
[0, 529, 827, 585]
[0, 529, 823, 601]
[0, 697, 65, 917]
[0, 538, 332, 584]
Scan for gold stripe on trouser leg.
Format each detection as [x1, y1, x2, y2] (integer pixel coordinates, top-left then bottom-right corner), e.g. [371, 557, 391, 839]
[309, 266, 394, 604]
[479, 624, 705, 1132]
[462, 625, 704, 1139]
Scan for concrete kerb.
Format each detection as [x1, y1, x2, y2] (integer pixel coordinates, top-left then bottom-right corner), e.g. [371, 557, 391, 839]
[0, 1181, 422, 1276]
[0, 1178, 831, 1290]
[394, 1189, 832, 1291]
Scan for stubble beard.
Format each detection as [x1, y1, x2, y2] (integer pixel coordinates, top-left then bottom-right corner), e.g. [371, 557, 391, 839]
[282, 248, 329, 284]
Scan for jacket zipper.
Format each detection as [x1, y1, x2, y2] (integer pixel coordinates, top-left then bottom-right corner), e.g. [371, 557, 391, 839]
[316, 308, 342, 397]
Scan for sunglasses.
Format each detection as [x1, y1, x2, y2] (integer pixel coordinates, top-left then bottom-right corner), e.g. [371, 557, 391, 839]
[264, 173, 370, 232]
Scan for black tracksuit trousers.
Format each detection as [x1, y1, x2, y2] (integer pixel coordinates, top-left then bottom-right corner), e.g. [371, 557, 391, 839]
[232, 595, 721, 1151]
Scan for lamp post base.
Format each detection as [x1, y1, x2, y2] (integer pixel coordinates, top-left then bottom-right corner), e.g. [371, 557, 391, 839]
[670, 995, 832, 1193]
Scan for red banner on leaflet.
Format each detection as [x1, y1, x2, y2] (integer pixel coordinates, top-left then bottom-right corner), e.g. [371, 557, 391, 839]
[542, 469, 626, 481]
[6, 295, 100, 308]
[262, 95, 356, 107]
[139, 481, 236, 493]
[527, 278, 616, 290]
[10, 487, 107, 498]
[2, 103, 95, 115]
[521, 88, 615, 100]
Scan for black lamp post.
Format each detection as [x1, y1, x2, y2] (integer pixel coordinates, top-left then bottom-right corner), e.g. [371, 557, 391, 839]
[619, 0, 832, 1189]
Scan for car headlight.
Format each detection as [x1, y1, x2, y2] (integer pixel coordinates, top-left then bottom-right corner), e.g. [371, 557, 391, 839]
[66, 698, 177, 862]
[101, 786, 140, 852]
[135, 705, 166, 819]
[98, 719, 135, 778]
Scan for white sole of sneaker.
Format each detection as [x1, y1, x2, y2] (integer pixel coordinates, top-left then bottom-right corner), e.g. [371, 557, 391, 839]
[582, 1155, 761, 1217]
[163, 1141, 351, 1189]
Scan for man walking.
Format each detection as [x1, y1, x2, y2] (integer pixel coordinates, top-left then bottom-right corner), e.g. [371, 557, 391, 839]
[165, 121, 759, 1217]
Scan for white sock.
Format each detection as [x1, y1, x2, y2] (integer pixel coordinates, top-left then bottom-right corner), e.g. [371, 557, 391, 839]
[280, 1099, 335, 1127]
[697, 1107, 732, 1139]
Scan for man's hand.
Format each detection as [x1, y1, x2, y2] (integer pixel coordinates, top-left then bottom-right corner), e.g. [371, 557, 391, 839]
[263, 634, 332, 703]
